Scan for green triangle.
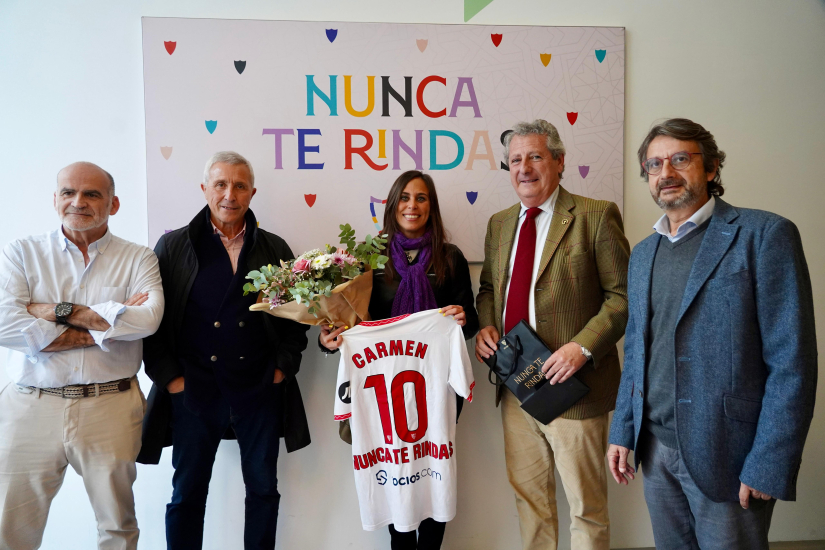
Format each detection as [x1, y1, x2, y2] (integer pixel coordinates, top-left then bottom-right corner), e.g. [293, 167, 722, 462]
[464, 0, 495, 21]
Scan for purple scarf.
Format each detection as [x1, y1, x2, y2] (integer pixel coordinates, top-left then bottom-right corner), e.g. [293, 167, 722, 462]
[390, 230, 438, 316]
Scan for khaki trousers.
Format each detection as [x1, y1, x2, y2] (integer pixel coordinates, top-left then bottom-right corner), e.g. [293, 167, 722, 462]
[0, 379, 145, 550]
[501, 389, 610, 550]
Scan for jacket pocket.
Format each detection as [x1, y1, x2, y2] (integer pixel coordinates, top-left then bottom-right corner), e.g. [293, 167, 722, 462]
[708, 269, 750, 289]
[723, 394, 762, 423]
[569, 248, 590, 266]
[569, 249, 595, 279]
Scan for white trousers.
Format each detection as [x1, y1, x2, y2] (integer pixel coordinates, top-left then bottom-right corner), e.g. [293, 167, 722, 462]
[0, 379, 145, 550]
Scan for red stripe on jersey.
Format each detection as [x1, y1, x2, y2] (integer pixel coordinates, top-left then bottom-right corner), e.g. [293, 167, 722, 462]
[359, 314, 411, 327]
[334, 413, 352, 421]
[467, 381, 475, 403]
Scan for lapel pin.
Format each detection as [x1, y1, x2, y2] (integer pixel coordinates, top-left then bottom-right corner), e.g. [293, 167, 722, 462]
[562, 219, 569, 225]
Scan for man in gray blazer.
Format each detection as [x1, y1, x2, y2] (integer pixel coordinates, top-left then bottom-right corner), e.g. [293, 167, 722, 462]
[607, 118, 817, 549]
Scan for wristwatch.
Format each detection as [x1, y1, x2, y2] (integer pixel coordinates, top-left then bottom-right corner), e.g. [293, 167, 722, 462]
[579, 345, 593, 363]
[54, 302, 74, 325]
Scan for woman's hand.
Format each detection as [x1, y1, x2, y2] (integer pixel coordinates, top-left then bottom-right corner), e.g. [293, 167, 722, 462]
[319, 324, 348, 351]
[440, 305, 466, 327]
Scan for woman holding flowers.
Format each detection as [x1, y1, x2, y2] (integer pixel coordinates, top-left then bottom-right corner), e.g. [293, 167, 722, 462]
[320, 170, 478, 550]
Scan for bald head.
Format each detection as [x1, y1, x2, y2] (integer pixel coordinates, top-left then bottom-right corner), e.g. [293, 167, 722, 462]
[54, 161, 120, 236]
[57, 162, 115, 197]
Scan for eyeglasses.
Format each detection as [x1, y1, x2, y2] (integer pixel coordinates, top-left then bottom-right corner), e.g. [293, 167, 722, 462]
[642, 151, 703, 175]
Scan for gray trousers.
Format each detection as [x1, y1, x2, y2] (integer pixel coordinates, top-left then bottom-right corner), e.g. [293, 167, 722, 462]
[638, 431, 775, 550]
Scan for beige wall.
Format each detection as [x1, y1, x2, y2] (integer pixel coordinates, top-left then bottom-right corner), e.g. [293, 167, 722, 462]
[0, 0, 823, 548]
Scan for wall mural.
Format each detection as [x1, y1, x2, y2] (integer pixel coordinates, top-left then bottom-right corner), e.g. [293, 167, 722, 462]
[143, 18, 625, 260]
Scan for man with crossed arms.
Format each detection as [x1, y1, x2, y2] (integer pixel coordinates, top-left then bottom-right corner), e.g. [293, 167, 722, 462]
[476, 120, 629, 550]
[0, 162, 163, 549]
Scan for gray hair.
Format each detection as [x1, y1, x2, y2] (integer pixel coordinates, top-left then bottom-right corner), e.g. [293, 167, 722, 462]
[104, 170, 115, 196]
[503, 120, 566, 178]
[203, 151, 255, 187]
[637, 118, 726, 196]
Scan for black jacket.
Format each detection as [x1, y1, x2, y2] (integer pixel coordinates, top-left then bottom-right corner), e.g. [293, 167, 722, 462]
[369, 243, 479, 339]
[137, 206, 310, 464]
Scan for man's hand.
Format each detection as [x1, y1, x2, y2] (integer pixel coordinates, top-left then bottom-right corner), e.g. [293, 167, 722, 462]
[124, 292, 149, 306]
[273, 369, 285, 384]
[166, 376, 185, 394]
[542, 342, 587, 384]
[42, 327, 95, 352]
[607, 444, 636, 485]
[475, 325, 500, 362]
[739, 483, 772, 509]
[440, 305, 466, 327]
[320, 324, 347, 351]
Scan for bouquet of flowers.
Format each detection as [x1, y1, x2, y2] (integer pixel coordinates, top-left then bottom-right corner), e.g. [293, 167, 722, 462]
[244, 224, 388, 327]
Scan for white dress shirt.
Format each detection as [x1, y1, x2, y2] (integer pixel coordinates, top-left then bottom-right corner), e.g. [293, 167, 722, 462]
[502, 186, 560, 330]
[0, 228, 164, 387]
[653, 196, 716, 243]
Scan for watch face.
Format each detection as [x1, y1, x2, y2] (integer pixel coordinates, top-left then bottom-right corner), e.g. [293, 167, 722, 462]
[55, 303, 72, 318]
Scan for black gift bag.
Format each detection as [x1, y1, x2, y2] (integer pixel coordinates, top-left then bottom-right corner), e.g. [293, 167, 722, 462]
[483, 320, 589, 424]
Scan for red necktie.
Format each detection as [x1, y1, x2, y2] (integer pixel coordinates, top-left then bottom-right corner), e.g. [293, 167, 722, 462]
[504, 207, 542, 335]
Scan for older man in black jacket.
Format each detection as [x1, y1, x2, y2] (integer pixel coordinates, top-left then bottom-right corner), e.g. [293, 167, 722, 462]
[139, 151, 310, 550]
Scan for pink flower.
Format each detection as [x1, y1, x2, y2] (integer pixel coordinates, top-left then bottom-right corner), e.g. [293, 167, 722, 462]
[333, 251, 358, 266]
[292, 258, 311, 274]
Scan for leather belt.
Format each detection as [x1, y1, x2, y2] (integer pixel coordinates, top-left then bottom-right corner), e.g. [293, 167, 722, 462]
[26, 378, 132, 399]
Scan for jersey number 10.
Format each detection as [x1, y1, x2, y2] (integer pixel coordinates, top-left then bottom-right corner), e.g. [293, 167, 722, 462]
[364, 371, 428, 445]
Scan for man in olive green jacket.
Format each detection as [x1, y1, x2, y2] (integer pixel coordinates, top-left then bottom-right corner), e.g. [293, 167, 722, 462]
[476, 120, 630, 550]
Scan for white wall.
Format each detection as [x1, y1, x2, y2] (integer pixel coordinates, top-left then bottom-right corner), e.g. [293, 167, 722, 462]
[1, 0, 823, 548]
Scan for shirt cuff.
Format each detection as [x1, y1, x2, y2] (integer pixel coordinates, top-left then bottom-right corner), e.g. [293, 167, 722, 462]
[89, 301, 127, 351]
[20, 318, 68, 363]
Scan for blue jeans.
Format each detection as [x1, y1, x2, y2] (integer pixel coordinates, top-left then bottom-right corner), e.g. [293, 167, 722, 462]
[638, 431, 775, 550]
[166, 385, 284, 550]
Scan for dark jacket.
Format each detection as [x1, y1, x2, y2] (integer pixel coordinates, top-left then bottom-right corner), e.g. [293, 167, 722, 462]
[138, 206, 311, 464]
[609, 199, 817, 502]
[370, 243, 479, 340]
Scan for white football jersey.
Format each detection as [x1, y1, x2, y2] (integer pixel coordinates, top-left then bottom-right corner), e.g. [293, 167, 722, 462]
[333, 309, 475, 532]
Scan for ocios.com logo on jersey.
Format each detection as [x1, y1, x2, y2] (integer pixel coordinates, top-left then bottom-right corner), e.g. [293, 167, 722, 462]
[376, 468, 441, 486]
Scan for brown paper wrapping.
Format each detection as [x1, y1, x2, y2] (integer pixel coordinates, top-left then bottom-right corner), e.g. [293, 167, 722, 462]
[249, 268, 373, 327]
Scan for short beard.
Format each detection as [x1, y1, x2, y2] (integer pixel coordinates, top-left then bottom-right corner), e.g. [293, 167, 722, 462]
[653, 178, 699, 211]
[60, 209, 108, 232]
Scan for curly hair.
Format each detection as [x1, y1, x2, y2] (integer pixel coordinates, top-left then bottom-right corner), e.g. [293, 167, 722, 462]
[637, 118, 726, 197]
